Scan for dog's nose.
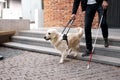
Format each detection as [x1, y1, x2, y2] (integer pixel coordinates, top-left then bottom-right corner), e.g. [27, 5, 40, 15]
[44, 36, 46, 39]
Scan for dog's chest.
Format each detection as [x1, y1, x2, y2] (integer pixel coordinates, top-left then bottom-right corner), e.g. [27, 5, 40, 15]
[54, 40, 68, 51]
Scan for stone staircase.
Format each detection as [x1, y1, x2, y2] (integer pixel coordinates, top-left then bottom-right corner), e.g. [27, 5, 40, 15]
[3, 28, 120, 66]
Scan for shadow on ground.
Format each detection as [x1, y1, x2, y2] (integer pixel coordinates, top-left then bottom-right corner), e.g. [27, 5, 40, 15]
[0, 46, 24, 59]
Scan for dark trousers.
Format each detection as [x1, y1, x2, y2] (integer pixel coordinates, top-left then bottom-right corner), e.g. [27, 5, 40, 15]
[85, 3, 108, 51]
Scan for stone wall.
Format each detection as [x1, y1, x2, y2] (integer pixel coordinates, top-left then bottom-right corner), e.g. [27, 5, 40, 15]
[0, 19, 30, 35]
[44, 0, 98, 28]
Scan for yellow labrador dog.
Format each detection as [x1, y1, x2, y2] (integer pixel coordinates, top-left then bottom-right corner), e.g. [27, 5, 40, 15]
[44, 28, 83, 63]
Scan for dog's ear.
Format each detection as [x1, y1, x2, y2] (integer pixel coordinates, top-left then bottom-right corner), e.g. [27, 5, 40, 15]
[52, 32, 57, 39]
[52, 30, 58, 39]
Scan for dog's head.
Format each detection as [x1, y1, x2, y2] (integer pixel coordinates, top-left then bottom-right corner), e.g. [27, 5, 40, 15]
[44, 29, 59, 41]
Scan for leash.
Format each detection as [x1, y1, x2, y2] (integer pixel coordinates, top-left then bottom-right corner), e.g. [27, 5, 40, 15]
[87, 11, 105, 69]
[62, 18, 75, 45]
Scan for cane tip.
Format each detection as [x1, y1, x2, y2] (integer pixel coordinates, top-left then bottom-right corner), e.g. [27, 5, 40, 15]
[87, 65, 90, 69]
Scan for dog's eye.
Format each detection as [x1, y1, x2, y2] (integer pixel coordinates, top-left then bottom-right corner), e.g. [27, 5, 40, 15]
[48, 33, 51, 35]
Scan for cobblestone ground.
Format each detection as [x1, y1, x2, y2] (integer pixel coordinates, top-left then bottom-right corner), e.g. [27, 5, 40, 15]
[0, 47, 120, 80]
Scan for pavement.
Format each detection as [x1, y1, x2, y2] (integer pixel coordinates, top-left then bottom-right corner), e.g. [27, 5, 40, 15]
[0, 47, 120, 80]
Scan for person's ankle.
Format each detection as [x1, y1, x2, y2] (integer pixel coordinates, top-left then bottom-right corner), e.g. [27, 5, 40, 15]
[104, 38, 109, 47]
[82, 49, 91, 57]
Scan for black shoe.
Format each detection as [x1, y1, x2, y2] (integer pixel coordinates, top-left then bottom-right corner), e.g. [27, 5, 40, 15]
[0, 55, 4, 60]
[82, 50, 91, 57]
[104, 38, 109, 47]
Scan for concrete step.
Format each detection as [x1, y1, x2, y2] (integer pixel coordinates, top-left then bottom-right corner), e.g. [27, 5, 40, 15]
[12, 36, 53, 48]
[19, 30, 45, 38]
[11, 36, 120, 58]
[3, 42, 120, 67]
[19, 30, 120, 47]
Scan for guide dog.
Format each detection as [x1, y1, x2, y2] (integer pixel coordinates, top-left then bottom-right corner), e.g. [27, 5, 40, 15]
[44, 28, 83, 63]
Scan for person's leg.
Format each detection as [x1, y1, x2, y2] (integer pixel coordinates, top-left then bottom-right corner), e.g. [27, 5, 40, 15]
[82, 4, 97, 57]
[97, 5, 109, 47]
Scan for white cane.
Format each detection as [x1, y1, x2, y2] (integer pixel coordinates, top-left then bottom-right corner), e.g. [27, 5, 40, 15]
[87, 14, 104, 69]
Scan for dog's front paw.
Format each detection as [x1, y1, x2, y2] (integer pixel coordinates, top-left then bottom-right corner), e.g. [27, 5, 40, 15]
[59, 59, 64, 64]
[73, 53, 78, 57]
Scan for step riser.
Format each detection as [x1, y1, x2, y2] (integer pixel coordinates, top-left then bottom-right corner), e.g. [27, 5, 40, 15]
[19, 32, 45, 38]
[12, 38, 120, 58]
[12, 38, 86, 52]
[91, 38, 120, 47]
[19, 32, 120, 47]
[12, 38, 54, 48]
[4, 42, 120, 57]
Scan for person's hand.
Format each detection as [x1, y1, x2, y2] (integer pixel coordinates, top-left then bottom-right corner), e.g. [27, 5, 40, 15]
[71, 14, 76, 20]
[102, 1, 108, 10]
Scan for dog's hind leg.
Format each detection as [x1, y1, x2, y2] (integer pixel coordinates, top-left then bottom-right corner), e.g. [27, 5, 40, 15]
[73, 45, 80, 57]
[74, 51, 80, 58]
[68, 48, 72, 55]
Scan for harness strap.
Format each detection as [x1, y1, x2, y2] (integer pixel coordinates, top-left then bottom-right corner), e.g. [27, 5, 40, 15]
[62, 19, 75, 45]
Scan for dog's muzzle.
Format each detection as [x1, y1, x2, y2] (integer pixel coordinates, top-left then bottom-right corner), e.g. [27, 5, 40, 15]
[44, 36, 51, 40]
